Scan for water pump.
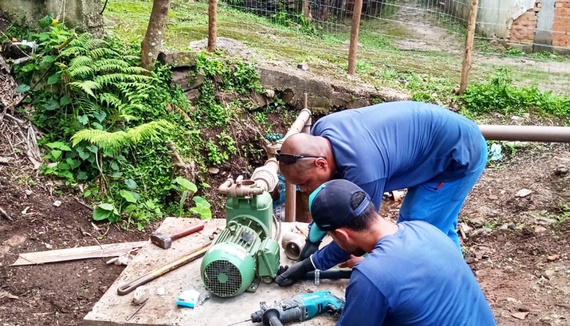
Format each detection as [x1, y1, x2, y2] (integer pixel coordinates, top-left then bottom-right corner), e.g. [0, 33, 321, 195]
[201, 173, 281, 298]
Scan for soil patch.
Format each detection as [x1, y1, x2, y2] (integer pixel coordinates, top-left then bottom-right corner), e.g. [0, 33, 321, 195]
[2, 109, 570, 325]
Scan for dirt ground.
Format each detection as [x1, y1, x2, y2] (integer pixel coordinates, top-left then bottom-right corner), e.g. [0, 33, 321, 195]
[1, 3, 570, 325]
[1, 106, 570, 326]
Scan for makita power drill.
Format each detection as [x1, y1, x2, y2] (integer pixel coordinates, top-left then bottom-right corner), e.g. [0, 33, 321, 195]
[250, 291, 344, 326]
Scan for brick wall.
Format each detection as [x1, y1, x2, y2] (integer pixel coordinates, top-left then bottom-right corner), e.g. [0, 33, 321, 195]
[552, 0, 570, 47]
[509, 0, 570, 51]
[509, 1, 539, 45]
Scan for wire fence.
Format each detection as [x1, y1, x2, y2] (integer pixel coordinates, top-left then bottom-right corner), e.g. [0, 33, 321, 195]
[218, 0, 570, 94]
[103, 0, 570, 95]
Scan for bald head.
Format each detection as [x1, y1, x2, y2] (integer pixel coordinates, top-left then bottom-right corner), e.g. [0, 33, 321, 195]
[278, 133, 337, 193]
[281, 133, 327, 156]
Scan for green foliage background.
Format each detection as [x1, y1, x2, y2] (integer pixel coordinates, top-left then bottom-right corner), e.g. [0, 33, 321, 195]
[7, 18, 265, 229]
[6, 5, 570, 228]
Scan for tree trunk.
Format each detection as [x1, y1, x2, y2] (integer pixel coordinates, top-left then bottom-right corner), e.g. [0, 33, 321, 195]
[141, 0, 171, 71]
[347, 0, 363, 75]
[302, 0, 311, 20]
[459, 0, 479, 94]
[208, 0, 218, 52]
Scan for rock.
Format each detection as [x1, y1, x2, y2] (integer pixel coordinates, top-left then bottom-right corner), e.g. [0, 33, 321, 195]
[252, 92, 267, 108]
[297, 62, 309, 71]
[506, 297, 522, 304]
[53, 200, 62, 207]
[184, 89, 201, 103]
[3, 234, 27, 247]
[459, 222, 472, 234]
[511, 312, 529, 320]
[554, 165, 568, 176]
[0, 245, 10, 259]
[543, 269, 555, 279]
[157, 50, 197, 68]
[499, 223, 516, 230]
[515, 189, 533, 197]
[216, 91, 238, 104]
[535, 217, 556, 225]
[132, 286, 149, 305]
[208, 167, 219, 175]
[547, 254, 560, 261]
[534, 225, 547, 233]
[469, 217, 487, 227]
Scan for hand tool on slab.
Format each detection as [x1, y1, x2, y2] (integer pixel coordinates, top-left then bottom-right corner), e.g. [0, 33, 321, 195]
[150, 223, 205, 249]
[117, 242, 211, 295]
[227, 291, 344, 326]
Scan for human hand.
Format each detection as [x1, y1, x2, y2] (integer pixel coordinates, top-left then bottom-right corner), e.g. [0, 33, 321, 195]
[338, 255, 364, 269]
[298, 239, 320, 261]
[298, 222, 325, 260]
[275, 257, 315, 287]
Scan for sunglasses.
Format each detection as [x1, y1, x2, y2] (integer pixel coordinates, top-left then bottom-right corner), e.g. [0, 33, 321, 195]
[275, 150, 323, 165]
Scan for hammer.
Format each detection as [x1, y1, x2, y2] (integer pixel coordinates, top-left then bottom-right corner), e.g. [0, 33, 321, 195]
[150, 223, 205, 249]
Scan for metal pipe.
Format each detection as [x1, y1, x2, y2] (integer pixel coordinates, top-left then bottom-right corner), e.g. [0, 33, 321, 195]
[480, 125, 570, 142]
[284, 107, 313, 222]
[283, 108, 312, 140]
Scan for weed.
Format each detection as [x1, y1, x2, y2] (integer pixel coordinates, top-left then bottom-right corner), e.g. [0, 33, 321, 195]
[505, 48, 524, 57]
[461, 68, 570, 123]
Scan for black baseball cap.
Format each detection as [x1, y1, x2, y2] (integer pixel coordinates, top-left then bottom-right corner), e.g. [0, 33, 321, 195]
[308, 179, 372, 231]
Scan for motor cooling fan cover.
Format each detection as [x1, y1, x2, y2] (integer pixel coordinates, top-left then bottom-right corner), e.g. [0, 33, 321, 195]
[200, 242, 256, 297]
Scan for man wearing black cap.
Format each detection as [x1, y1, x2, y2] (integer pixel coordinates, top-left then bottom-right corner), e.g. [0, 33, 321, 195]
[306, 179, 496, 325]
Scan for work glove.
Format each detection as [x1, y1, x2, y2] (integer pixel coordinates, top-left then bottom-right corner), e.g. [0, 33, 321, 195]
[275, 256, 316, 287]
[298, 239, 321, 261]
[298, 222, 326, 261]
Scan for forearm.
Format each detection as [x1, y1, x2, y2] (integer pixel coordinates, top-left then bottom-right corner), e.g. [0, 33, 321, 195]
[312, 242, 351, 270]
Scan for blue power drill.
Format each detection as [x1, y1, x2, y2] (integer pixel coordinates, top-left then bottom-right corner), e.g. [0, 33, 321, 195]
[250, 291, 344, 326]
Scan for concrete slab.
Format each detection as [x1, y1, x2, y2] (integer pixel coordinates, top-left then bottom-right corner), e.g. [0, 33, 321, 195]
[83, 217, 349, 326]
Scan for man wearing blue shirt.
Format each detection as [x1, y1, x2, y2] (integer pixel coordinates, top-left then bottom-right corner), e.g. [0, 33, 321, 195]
[275, 101, 487, 286]
[306, 179, 496, 325]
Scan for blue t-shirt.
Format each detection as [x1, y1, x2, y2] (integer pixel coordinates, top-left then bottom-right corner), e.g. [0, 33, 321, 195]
[337, 221, 496, 326]
[311, 101, 483, 208]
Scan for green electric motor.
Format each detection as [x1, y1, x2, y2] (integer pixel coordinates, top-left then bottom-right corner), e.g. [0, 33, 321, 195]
[201, 189, 280, 298]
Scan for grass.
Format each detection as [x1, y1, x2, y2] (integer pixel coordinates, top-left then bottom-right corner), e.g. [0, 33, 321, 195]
[103, 0, 570, 97]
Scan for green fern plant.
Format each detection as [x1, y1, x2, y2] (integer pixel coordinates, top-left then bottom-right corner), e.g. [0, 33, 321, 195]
[71, 120, 173, 152]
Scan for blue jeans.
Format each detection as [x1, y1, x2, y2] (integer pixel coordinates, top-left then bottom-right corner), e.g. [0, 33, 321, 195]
[397, 137, 488, 250]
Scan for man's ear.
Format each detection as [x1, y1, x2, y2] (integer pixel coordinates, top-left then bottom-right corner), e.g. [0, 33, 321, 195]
[314, 157, 328, 170]
[332, 228, 351, 242]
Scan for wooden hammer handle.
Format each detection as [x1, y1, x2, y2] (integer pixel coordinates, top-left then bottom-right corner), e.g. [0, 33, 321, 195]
[171, 223, 205, 241]
[117, 243, 211, 296]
